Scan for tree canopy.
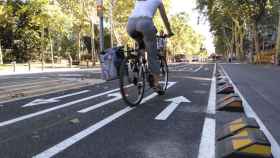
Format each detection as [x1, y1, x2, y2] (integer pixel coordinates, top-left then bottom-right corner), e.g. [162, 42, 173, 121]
[0, 0, 206, 63]
[197, 0, 280, 61]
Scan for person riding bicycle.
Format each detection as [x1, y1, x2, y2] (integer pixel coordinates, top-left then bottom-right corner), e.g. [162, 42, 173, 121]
[127, 0, 173, 94]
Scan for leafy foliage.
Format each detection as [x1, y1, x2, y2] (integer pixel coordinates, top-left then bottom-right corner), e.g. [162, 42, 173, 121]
[197, 0, 280, 61]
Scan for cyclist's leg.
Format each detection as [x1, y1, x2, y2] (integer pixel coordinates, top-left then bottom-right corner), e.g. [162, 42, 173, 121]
[137, 18, 161, 88]
[127, 18, 145, 51]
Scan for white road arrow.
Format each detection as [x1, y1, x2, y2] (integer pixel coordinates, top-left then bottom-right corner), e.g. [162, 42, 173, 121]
[155, 96, 191, 120]
[22, 90, 90, 108]
[78, 92, 122, 113]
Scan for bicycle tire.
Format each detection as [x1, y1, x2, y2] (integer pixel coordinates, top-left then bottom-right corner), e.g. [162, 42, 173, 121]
[119, 58, 145, 107]
[159, 56, 169, 91]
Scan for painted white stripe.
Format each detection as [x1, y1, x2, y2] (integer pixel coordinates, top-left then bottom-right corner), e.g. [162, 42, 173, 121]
[155, 96, 190, 120]
[221, 64, 280, 158]
[53, 90, 90, 100]
[33, 107, 134, 158]
[193, 65, 203, 72]
[207, 63, 216, 115]
[33, 82, 177, 158]
[197, 63, 216, 158]
[0, 88, 122, 127]
[197, 118, 216, 158]
[78, 93, 122, 113]
[141, 82, 176, 104]
[155, 102, 179, 120]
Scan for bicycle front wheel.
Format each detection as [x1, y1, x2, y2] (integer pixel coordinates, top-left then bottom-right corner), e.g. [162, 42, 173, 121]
[119, 58, 145, 107]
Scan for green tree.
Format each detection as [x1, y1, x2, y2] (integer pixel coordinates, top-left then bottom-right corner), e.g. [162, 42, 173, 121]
[197, 0, 272, 61]
[169, 12, 204, 56]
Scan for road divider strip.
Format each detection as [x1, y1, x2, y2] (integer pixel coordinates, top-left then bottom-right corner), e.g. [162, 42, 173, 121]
[216, 96, 244, 112]
[217, 128, 272, 158]
[217, 117, 260, 141]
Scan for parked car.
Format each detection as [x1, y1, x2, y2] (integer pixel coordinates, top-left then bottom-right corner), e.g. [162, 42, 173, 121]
[174, 54, 188, 63]
[192, 56, 199, 62]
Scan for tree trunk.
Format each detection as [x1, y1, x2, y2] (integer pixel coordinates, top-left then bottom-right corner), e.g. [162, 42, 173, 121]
[68, 53, 72, 68]
[50, 38, 54, 68]
[239, 24, 245, 61]
[78, 30, 81, 62]
[0, 41, 3, 64]
[91, 21, 96, 66]
[234, 24, 240, 60]
[276, 9, 280, 65]
[110, 0, 115, 48]
[41, 26, 45, 71]
[252, 21, 260, 55]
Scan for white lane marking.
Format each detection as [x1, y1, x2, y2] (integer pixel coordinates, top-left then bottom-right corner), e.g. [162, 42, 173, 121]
[197, 118, 216, 158]
[141, 82, 177, 104]
[155, 96, 191, 120]
[207, 63, 216, 115]
[0, 88, 123, 127]
[33, 107, 133, 158]
[221, 64, 280, 158]
[33, 82, 177, 158]
[57, 74, 83, 77]
[23, 90, 90, 107]
[78, 93, 122, 113]
[193, 65, 203, 72]
[198, 63, 216, 158]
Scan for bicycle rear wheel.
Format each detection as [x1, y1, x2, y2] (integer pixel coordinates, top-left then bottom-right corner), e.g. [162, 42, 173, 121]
[119, 58, 145, 107]
[159, 56, 169, 91]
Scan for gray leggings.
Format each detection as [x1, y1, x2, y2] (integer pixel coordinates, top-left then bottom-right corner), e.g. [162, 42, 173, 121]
[126, 17, 160, 75]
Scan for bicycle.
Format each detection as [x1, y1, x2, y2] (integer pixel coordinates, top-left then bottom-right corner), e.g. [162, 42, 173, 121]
[157, 35, 168, 59]
[118, 45, 169, 107]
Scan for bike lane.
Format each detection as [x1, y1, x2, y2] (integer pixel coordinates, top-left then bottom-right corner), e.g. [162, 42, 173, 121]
[0, 64, 214, 158]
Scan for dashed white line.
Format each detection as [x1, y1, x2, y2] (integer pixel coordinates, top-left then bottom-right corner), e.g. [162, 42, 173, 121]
[198, 118, 216, 158]
[193, 65, 204, 72]
[207, 63, 216, 115]
[221, 64, 280, 158]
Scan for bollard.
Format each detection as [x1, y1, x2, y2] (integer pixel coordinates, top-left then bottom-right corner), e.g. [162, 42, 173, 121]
[28, 62, 31, 71]
[11, 61, 16, 72]
[41, 62, 44, 71]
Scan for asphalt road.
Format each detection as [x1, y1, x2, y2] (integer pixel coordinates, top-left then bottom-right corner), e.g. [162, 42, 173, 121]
[0, 63, 215, 158]
[221, 63, 280, 155]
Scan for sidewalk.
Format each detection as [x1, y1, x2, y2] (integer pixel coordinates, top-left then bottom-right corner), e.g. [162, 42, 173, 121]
[0, 66, 101, 76]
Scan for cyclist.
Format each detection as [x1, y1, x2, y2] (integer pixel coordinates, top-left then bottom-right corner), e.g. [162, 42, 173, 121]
[127, 0, 173, 94]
